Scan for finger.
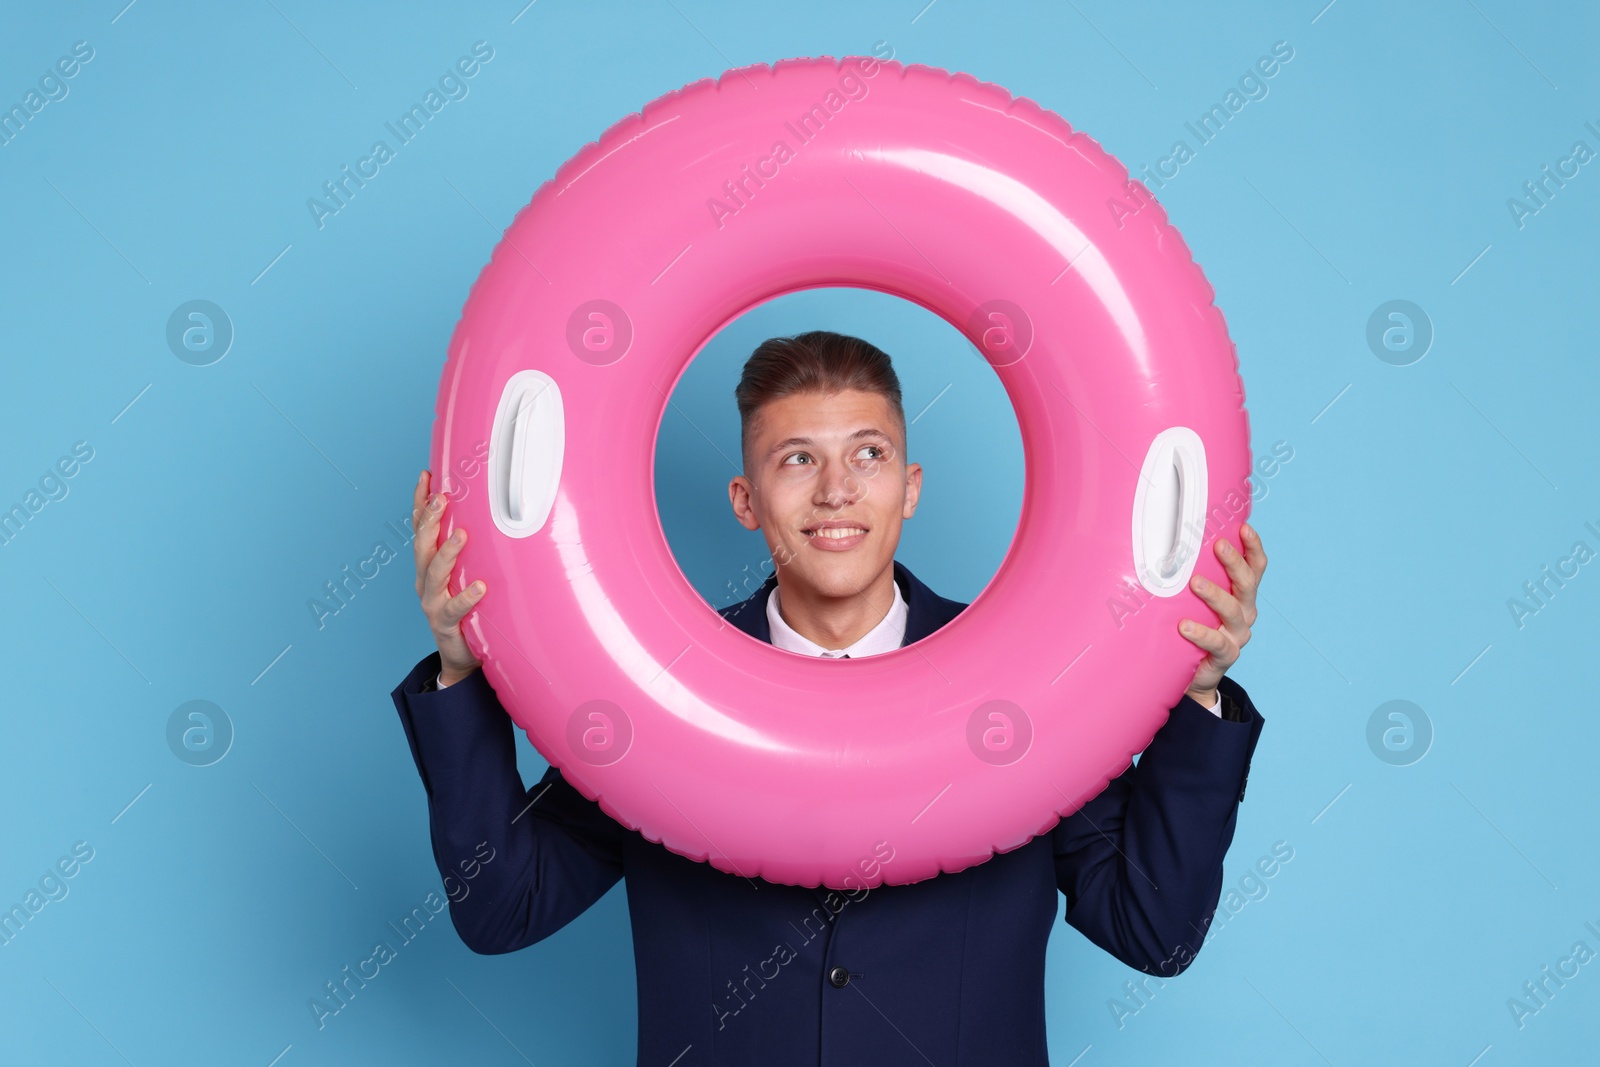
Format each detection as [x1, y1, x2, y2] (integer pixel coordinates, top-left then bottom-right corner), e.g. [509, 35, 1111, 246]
[436, 579, 487, 629]
[412, 472, 433, 592]
[424, 523, 468, 605]
[1190, 575, 1248, 652]
[414, 487, 449, 592]
[1240, 522, 1268, 579]
[1214, 537, 1259, 616]
[1190, 572, 1246, 631]
[1179, 617, 1236, 664]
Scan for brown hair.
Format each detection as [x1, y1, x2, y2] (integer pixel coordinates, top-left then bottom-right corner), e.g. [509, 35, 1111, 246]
[734, 330, 906, 473]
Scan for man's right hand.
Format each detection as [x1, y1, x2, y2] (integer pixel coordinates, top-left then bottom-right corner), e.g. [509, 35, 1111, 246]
[412, 469, 486, 687]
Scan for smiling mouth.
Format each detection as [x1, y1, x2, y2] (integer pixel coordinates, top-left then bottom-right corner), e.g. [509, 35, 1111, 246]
[804, 525, 868, 540]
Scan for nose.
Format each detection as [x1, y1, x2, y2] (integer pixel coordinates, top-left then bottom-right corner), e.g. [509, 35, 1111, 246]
[813, 458, 864, 509]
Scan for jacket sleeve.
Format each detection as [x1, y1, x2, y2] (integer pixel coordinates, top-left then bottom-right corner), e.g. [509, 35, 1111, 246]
[1052, 674, 1265, 976]
[390, 650, 626, 954]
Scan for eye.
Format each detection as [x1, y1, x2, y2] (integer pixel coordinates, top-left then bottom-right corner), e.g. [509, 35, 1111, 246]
[782, 452, 813, 466]
[856, 445, 886, 461]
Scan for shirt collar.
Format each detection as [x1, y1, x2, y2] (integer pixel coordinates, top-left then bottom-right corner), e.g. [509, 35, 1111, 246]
[766, 576, 908, 658]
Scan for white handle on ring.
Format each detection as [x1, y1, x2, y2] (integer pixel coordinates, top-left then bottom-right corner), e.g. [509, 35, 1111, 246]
[1131, 426, 1208, 597]
[489, 370, 564, 537]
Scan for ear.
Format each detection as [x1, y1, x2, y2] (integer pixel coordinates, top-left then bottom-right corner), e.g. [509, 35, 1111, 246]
[729, 474, 762, 531]
[902, 461, 922, 519]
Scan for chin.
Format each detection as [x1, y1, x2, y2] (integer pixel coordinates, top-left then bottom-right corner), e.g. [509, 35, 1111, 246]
[801, 556, 887, 598]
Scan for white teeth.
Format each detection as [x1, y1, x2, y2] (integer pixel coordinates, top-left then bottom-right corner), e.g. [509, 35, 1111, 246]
[811, 527, 865, 539]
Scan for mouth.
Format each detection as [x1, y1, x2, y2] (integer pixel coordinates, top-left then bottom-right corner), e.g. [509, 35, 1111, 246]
[803, 521, 868, 550]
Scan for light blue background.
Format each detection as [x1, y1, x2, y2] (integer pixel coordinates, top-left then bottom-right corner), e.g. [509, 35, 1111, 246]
[2, 1, 1596, 1064]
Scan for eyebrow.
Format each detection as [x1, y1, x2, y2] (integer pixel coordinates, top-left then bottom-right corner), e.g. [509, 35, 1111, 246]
[766, 427, 893, 457]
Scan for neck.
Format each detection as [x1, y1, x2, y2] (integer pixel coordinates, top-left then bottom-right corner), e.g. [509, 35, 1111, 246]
[773, 565, 898, 650]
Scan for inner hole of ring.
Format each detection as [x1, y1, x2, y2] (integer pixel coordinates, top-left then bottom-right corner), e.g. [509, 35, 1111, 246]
[653, 286, 1023, 655]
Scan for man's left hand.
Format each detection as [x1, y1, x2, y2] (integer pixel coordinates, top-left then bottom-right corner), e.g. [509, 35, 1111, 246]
[1179, 522, 1268, 707]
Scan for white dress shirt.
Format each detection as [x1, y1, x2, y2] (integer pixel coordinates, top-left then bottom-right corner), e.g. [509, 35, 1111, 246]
[766, 579, 909, 658]
[439, 577, 1223, 715]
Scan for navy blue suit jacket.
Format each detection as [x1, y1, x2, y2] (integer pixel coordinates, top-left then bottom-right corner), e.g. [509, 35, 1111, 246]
[391, 559, 1266, 1065]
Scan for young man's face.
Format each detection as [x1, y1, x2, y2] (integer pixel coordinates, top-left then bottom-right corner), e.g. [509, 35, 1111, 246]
[729, 388, 922, 601]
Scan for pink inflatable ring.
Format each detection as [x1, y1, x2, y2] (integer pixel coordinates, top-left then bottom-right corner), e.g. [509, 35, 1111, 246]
[429, 55, 1251, 889]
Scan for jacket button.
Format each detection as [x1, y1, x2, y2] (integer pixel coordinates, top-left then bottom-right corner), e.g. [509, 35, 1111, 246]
[828, 966, 850, 988]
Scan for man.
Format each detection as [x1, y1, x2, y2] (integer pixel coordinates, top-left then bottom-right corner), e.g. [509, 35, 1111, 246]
[392, 330, 1269, 1065]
